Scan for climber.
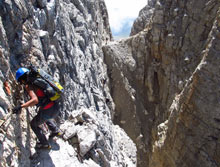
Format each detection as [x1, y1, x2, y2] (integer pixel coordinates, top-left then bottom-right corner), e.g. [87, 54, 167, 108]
[12, 67, 62, 149]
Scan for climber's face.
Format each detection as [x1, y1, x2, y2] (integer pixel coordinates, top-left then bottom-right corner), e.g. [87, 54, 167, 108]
[20, 79, 26, 84]
[18, 73, 28, 85]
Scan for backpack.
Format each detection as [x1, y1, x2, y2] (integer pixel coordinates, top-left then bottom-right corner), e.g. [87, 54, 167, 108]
[28, 66, 64, 101]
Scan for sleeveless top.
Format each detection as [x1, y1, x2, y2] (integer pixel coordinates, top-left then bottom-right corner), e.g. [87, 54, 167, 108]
[35, 88, 54, 110]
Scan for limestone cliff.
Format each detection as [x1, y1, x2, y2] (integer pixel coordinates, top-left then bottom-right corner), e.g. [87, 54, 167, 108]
[130, 0, 156, 36]
[1, 0, 220, 166]
[103, 0, 220, 167]
[0, 0, 136, 167]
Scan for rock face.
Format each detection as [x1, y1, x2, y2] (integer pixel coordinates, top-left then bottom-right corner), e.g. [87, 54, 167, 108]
[1, 0, 220, 166]
[130, 0, 156, 36]
[103, 0, 220, 166]
[0, 0, 136, 167]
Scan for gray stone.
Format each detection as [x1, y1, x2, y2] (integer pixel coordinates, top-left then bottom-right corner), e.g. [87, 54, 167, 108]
[0, 0, 135, 167]
[63, 124, 77, 140]
[78, 127, 97, 156]
[37, 0, 47, 8]
[3, 0, 220, 166]
[130, 0, 156, 35]
[104, 0, 220, 166]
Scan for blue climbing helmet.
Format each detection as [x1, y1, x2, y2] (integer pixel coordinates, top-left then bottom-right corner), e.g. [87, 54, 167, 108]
[16, 67, 29, 81]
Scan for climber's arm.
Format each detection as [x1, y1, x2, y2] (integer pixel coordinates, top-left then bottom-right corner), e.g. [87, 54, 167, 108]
[21, 85, 39, 108]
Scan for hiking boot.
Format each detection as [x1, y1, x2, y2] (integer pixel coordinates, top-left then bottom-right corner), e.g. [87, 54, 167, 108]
[49, 131, 62, 139]
[35, 142, 51, 150]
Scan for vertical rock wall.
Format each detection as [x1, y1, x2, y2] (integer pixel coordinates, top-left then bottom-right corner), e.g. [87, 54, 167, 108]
[103, 0, 220, 166]
[130, 0, 156, 36]
[0, 0, 136, 166]
[150, 14, 220, 166]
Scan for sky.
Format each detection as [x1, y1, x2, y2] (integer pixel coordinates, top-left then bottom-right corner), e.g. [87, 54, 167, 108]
[105, 0, 148, 40]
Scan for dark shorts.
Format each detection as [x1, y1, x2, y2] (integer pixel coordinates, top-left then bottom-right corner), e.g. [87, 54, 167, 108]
[39, 102, 60, 121]
[30, 102, 60, 144]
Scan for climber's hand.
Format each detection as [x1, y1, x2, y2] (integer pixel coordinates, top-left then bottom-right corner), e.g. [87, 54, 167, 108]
[12, 105, 22, 114]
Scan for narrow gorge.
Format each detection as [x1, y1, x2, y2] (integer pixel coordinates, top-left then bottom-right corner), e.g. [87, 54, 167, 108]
[0, 0, 220, 167]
